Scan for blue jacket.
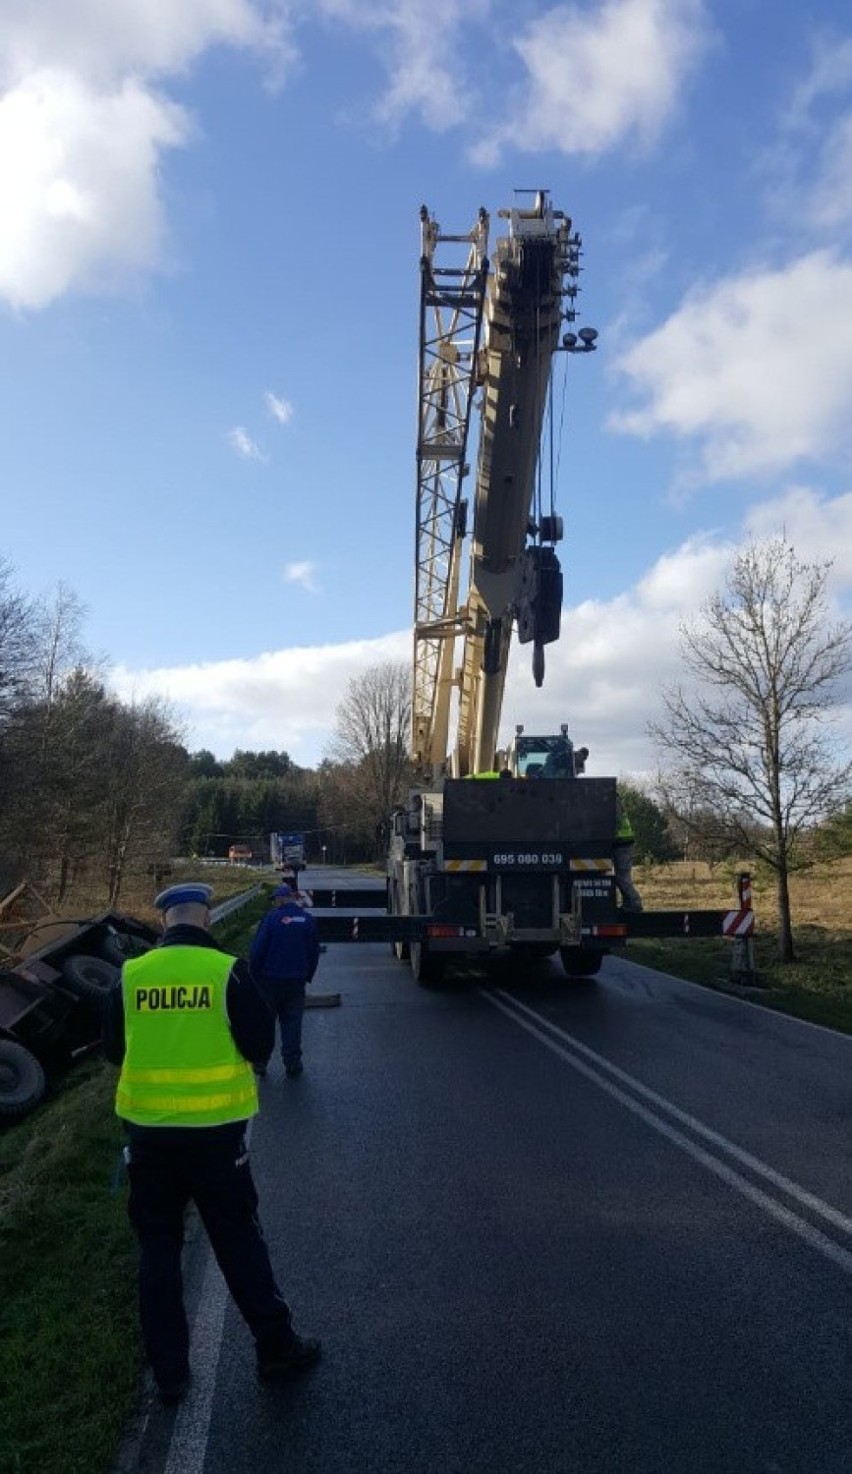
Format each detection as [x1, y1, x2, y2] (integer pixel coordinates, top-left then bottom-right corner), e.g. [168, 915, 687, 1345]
[249, 901, 321, 984]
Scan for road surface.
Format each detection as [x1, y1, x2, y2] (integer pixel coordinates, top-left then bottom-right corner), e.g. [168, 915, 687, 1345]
[121, 869, 852, 1474]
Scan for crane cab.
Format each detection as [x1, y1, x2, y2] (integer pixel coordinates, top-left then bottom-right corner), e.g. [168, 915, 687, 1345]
[506, 724, 578, 780]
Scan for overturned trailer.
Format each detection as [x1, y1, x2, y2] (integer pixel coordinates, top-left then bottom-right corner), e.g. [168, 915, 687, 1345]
[0, 884, 158, 1122]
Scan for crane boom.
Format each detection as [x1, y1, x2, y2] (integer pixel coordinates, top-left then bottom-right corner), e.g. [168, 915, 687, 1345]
[412, 206, 489, 781]
[412, 191, 587, 781]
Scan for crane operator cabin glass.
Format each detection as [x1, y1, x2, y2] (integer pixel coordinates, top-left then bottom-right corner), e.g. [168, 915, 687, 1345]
[514, 734, 575, 778]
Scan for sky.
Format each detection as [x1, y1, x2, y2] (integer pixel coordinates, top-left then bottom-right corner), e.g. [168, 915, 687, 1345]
[3, 0, 852, 780]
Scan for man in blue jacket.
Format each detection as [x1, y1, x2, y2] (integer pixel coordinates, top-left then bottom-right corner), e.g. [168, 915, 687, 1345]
[249, 884, 321, 1077]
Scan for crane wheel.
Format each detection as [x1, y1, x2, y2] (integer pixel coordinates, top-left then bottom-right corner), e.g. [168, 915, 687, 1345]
[409, 941, 444, 986]
[559, 947, 603, 979]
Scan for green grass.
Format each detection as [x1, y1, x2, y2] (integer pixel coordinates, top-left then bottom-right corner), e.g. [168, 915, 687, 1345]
[629, 928, 852, 1035]
[0, 894, 271, 1474]
[0, 1060, 140, 1474]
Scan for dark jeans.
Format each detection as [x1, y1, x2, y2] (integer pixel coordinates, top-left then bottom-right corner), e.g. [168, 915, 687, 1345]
[126, 1123, 294, 1383]
[266, 978, 307, 1068]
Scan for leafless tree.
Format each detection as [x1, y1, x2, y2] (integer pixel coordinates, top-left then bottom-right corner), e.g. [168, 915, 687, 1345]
[0, 557, 38, 721]
[101, 697, 187, 906]
[650, 537, 852, 961]
[33, 582, 87, 713]
[329, 661, 413, 833]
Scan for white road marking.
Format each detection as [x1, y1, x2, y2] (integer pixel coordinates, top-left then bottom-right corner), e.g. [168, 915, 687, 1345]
[485, 988, 852, 1276]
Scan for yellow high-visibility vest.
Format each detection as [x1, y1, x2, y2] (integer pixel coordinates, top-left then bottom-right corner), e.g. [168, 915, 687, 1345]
[115, 947, 258, 1127]
[615, 803, 635, 842]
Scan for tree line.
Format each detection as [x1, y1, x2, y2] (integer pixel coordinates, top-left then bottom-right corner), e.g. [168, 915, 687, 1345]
[0, 558, 413, 907]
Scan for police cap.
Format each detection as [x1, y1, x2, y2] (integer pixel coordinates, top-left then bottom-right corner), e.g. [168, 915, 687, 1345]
[154, 883, 214, 911]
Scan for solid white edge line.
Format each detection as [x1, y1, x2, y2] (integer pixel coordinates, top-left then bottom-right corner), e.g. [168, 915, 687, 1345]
[489, 987, 852, 1239]
[483, 991, 852, 1278]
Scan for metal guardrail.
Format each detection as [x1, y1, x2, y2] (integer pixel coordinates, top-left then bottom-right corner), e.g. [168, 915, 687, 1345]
[211, 886, 264, 924]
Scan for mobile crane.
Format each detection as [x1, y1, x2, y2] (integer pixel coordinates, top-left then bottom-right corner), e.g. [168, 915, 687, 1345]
[385, 191, 628, 982]
[310, 195, 754, 981]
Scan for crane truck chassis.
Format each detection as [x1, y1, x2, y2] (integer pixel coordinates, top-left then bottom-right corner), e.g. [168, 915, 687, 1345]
[310, 865, 755, 984]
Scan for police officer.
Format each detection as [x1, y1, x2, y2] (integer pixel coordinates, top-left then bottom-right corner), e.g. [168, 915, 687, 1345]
[249, 884, 320, 1078]
[102, 882, 321, 1403]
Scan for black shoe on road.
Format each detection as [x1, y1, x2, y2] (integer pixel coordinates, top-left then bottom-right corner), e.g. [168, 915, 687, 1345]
[257, 1335, 322, 1382]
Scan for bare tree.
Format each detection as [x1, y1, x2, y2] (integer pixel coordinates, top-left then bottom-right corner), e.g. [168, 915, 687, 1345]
[0, 557, 38, 722]
[650, 537, 852, 961]
[33, 582, 87, 713]
[329, 662, 413, 833]
[101, 697, 188, 906]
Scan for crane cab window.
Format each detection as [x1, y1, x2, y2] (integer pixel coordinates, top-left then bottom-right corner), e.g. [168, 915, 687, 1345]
[513, 735, 575, 779]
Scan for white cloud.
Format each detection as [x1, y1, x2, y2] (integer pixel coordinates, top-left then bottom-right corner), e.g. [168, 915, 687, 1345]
[789, 34, 852, 120]
[471, 0, 710, 166]
[807, 113, 852, 229]
[283, 561, 319, 592]
[109, 493, 852, 773]
[0, 1, 296, 309]
[766, 39, 852, 237]
[227, 425, 267, 461]
[744, 486, 852, 588]
[0, 70, 187, 310]
[110, 629, 410, 760]
[265, 390, 294, 424]
[610, 251, 852, 480]
[316, 0, 486, 131]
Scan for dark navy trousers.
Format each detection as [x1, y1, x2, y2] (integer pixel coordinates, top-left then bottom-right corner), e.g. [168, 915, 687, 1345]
[260, 977, 307, 1068]
[125, 1122, 293, 1384]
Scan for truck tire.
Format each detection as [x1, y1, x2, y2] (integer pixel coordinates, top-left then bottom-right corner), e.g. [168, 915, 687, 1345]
[387, 884, 409, 961]
[410, 941, 443, 986]
[559, 947, 603, 979]
[0, 1039, 46, 1120]
[61, 954, 119, 1005]
[98, 933, 152, 967]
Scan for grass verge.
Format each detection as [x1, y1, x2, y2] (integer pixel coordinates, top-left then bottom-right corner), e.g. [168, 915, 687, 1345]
[0, 892, 270, 1474]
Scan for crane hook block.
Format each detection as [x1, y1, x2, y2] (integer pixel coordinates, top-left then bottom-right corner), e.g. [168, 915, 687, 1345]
[516, 546, 563, 649]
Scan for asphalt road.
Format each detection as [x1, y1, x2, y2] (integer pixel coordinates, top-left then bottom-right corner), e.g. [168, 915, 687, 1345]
[125, 870, 852, 1474]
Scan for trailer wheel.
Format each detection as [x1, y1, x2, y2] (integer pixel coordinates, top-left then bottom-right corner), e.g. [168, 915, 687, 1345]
[98, 933, 152, 967]
[559, 947, 603, 979]
[0, 1039, 46, 1120]
[61, 954, 120, 1005]
[410, 941, 443, 986]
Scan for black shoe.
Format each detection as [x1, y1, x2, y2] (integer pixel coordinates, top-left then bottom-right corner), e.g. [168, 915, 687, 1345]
[156, 1370, 191, 1404]
[257, 1334, 322, 1382]
[285, 1062, 304, 1078]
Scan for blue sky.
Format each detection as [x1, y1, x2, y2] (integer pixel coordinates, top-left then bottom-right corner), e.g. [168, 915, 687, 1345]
[2, 0, 852, 776]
